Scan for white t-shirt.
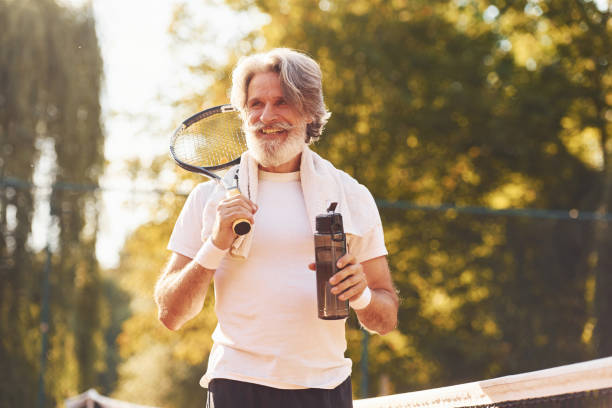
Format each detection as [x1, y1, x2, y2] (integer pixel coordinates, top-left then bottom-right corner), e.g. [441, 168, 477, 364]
[167, 170, 387, 389]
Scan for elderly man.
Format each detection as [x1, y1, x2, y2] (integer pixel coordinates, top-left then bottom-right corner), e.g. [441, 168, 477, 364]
[155, 48, 398, 408]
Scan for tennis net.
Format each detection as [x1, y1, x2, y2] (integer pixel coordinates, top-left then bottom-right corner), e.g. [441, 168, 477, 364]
[354, 356, 612, 408]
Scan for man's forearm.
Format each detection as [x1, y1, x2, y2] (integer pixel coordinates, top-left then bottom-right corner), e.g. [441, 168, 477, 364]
[355, 288, 398, 335]
[155, 260, 214, 331]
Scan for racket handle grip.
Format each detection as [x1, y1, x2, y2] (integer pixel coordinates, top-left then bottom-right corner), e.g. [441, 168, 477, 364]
[232, 219, 252, 236]
[226, 189, 252, 236]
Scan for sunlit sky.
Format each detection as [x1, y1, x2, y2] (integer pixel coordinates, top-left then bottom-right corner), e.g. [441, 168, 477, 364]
[94, 0, 199, 269]
[50, 0, 266, 268]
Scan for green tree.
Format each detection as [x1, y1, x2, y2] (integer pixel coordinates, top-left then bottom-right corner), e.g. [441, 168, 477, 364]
[488, 0, 612, 359]
[0, 0, 109, 405]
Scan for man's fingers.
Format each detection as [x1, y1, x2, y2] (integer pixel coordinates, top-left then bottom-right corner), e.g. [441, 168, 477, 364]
[219, 197, 257, 215]
[331, 271, 365, 297]
[335, 252, 356, 269]
[210, 196, 257, 249]
[224, 195, 258, 213]
[217, 196, 257, 228]
[338, 281, 368, 301]
[220, 207, 255, 226]
[329, 263, 360, 285]
[329, 259, 368, 300]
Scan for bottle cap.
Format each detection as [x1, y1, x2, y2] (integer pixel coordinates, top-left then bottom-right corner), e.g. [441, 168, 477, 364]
[316, 202, 344, 234]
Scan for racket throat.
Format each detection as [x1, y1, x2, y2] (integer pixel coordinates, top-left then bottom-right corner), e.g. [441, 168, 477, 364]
[225, 186, 241, 198]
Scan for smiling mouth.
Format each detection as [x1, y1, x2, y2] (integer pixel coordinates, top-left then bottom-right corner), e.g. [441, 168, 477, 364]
[257, 128, 288, 138]
[260, 127, 286, 134]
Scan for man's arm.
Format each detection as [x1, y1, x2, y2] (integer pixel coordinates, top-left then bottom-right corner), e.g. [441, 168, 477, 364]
[156, 192, 257, 331]
[154, 252, 214, 331]
[350, 256, 398, 334]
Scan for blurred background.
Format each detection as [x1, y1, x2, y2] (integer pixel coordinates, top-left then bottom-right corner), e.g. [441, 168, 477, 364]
[1, 0, 611, 407]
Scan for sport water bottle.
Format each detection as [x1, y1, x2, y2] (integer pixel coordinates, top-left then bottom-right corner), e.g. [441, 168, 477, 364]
[314, 202, 349, 320]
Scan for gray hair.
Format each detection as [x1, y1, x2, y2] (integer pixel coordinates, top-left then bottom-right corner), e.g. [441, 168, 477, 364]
[230, 48, 331, 144]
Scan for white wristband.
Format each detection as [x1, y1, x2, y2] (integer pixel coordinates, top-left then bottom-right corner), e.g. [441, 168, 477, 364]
[350, 286, 372, 310]
[194, 238, 228, 270]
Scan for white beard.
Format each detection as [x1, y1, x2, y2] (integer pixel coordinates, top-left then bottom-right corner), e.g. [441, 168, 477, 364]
[245, 121, 307, 168]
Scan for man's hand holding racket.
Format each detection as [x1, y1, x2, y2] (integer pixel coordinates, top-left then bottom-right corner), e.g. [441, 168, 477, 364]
[211, 194, 258, 250]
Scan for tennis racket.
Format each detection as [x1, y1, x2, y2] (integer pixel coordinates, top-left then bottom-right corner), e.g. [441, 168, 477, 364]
[170, 104, 252, 235]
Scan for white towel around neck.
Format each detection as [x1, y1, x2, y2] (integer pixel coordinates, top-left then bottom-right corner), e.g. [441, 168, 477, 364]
[200, 146, 381, 259]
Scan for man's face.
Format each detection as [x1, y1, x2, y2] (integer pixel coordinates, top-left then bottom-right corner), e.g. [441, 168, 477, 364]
[244, 71, 311, 168]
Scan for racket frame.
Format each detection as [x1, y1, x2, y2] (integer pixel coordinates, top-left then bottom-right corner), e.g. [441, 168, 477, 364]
[169, 104, 243, 179]
[169, 104, 252, 236]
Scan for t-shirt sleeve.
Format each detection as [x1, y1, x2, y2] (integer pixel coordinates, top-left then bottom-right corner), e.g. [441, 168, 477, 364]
[167, 182, 216, 259]
[346, 181, 388, 264]
[347, 222, 388, 265]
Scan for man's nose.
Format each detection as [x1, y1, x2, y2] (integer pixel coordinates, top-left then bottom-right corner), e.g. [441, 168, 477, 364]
[259, 103, 277, 123]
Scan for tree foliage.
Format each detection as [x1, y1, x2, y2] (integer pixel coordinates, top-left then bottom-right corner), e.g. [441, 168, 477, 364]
[0, 0, 112, 406]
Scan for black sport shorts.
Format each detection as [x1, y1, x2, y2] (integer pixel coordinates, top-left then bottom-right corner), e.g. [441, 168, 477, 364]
[206, 376, 353, 408]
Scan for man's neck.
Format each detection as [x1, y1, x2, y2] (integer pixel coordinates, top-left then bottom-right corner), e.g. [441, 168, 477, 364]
[258, 153, 302, 173]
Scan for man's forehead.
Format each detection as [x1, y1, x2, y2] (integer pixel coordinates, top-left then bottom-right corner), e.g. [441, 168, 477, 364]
[247, 72, 283, 96]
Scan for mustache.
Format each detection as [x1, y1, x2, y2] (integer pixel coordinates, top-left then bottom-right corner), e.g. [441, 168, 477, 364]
[245, 121, 295, 133]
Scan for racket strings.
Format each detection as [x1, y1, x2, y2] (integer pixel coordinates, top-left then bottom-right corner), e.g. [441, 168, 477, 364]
[172, 111, 246, 168]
